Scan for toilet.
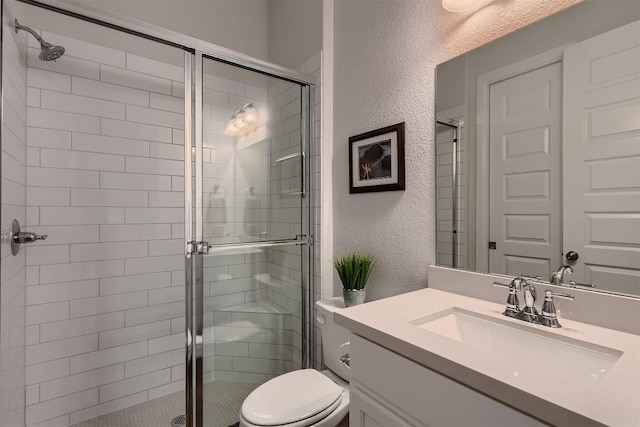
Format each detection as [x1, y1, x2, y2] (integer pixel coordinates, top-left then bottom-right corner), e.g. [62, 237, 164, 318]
[239, 297, 351, 427]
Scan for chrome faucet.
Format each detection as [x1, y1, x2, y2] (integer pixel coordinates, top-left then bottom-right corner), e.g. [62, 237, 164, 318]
[494, 275, 574, 328]
[550, 265, 573, 286]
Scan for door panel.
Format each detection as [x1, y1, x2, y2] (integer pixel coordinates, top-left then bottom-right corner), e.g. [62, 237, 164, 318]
[505, 255, 550, 280]
[505, 215, 550, 242]
[586, 265, 640, 296]
[563, 20, 640, 292]
[489, 62, 562, 277]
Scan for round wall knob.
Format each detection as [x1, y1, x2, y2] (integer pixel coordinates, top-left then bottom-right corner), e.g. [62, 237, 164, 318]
[565, 251, 579, 261]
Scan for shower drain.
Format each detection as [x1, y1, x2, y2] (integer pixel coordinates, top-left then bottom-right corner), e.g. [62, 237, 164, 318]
[171, 414, 186, 427]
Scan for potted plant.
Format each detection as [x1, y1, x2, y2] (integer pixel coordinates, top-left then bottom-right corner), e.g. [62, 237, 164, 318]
[333, 253, 374, 307]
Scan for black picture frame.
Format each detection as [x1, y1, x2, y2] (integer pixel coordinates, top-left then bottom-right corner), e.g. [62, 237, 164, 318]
[349, 122, 405, 193]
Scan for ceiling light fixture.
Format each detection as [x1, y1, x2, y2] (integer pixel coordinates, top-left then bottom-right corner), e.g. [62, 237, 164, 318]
[224, 103, 260, 136]
[442, 0, 491, 12]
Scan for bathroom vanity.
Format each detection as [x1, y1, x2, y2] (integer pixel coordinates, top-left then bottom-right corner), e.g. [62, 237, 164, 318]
[334, 267, 640, 426]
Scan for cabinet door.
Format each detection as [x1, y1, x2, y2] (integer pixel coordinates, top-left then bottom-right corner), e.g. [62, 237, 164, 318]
[350, 385, 415, 427]
[351, 334, 544, 426]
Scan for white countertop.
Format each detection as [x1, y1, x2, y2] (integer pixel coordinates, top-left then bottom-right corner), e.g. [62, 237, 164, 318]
[334, 288, 640, 426]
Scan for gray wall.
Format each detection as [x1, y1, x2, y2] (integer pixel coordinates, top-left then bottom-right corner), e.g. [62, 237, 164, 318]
[268, 0, 322, 69]
[62, 0, 323, 70]
[65, 0, 270, 61]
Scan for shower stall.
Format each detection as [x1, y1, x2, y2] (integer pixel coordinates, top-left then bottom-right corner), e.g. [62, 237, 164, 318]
[0, 1, 317, 426]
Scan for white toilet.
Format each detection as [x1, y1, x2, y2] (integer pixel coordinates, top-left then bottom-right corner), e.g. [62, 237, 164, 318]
[239, 297, 351, 427]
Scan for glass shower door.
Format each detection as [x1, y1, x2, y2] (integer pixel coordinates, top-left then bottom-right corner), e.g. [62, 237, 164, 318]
[187, 51, 312, 427]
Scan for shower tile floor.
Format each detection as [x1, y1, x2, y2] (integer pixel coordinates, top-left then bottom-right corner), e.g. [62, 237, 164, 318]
[71, 381, 258, 427]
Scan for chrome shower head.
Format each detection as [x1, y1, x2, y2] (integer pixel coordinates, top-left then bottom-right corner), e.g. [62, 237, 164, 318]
[14, 19, 65, 62]
[38, 42, 65, 62]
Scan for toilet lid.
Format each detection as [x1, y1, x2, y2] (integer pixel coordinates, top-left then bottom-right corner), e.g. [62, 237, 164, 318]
[241, 369, 343, 426]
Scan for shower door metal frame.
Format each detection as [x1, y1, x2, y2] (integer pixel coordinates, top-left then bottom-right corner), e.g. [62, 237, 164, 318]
[189, 51, 315, 427]
[11, 3, 317, 427]
[184, 51, 194, 427]
[193, 49, 205, 427]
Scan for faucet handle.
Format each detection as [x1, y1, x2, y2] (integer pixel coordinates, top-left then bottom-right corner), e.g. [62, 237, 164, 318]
[493, 276, 524, 289]
[541, 290, 574, 328]
[549, 290, 574, 301]
[493, 281, 512, 288]
[493, 281, 520, 317]
[568, 281, 596, 289]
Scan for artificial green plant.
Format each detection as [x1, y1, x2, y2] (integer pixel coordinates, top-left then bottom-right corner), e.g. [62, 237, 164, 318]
[333, 253, 374, 290]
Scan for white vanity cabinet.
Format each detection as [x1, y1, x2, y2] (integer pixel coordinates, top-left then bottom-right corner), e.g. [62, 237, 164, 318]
[349, 334, 545, 426]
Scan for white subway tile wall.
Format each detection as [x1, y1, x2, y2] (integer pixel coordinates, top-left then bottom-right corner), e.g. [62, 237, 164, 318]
[264, 76, 305, 373]
[199, 68, 316, 385]
[435, 122, 466, 269]
[199, 62, 301, 385]
[1, 13, 28, 427]
[233, 54, 324, 375]
[23, 29, 321, 426]
[24, 31, 187, 426]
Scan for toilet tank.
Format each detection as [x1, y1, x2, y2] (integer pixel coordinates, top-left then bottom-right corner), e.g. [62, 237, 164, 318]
[316, 297, 350, 381]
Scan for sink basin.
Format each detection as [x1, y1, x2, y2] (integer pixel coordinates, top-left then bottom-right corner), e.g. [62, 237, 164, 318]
[410, 307, 622, 382]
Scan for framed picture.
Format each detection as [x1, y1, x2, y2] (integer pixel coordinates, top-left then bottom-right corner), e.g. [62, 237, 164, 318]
[349, 122, 405, 193]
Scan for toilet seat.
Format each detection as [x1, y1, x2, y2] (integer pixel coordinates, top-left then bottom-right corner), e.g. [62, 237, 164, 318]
[241, 369, 343, 426]
[241, 398, 342, 427]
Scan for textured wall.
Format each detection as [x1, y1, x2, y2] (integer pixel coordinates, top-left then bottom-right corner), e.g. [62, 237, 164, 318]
[332, 0, 581, 301]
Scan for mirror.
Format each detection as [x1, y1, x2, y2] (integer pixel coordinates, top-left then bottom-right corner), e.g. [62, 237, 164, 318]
[435, 1, 640, 297]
